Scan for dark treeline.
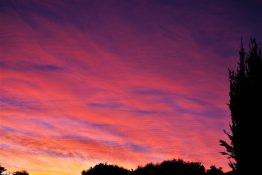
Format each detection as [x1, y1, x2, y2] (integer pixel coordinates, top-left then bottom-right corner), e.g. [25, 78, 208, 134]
[81, 159, 225, 175]
[1, 159, 226, 175]
[81, 160, 222, 175]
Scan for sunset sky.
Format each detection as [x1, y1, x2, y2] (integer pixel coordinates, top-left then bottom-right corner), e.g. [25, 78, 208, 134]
[0, 0, 262, 175]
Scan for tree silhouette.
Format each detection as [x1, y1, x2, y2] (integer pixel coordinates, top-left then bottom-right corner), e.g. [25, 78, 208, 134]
[220, 39, 262, 175]
[0, 166, 6, 175]
[0, 166, 29, 175]
[206, 165, 223, 175]
[87, 159, 206, 175]
[81, 163, 130, 175]
[12, 171, 29, 175]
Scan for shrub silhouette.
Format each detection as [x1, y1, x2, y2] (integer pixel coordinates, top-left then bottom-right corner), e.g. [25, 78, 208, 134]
[206, 166, 223, 175]
[0, 166, 7, 175]
[159, 159, 205, 175]
[0, 166, 29, 175]
[82, 159, 212, 175]
[81, 163, 130, 175]
[220, 39, 262, 175]
[13, 171, 29, 175]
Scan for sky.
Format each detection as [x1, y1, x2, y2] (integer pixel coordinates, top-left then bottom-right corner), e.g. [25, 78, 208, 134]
[0, 0, 262, 175]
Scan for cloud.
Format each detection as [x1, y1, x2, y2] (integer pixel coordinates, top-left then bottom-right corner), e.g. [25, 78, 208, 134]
[87, 100, 165, 116]
[125, 143, 151, 153]
[88, 102, 123, 109]
[34, 120, 56, 130]
[0, 126, 17, 133]
[33, 64, 63, 71]
[0, 61, 63, 72]
[0, 93, 42, 111]
[130, 87, 168, 96]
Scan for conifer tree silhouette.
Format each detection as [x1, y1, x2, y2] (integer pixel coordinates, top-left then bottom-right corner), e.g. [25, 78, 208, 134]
[220, 39, 262, 175]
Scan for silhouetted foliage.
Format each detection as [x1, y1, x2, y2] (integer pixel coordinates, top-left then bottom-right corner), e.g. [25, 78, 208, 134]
[0, 166, 29, 175]
[81, 163, 130, 175]
[12, 171, 29, 175]
[0, 166, 7, 175]
[82, 159, 210, 175]
[161, 159, 204, 175]
[224, 171, 236, 175]
[220, 39, 262, 175]
[206, 166, 223, 175]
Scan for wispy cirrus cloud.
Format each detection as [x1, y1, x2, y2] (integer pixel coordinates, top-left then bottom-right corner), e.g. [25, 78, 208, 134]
[0, 61, 63, 72]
